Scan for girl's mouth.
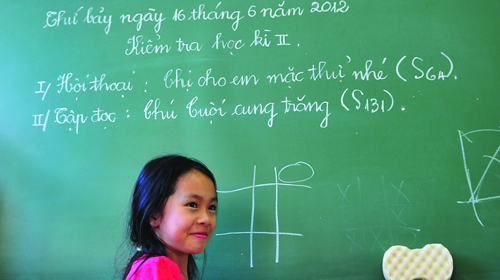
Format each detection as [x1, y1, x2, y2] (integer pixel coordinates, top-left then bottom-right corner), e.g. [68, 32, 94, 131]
[191, 232, 208, 239]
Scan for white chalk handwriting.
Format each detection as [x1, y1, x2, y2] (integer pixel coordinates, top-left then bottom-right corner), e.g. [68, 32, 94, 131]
[33, 2, 457, 133]
[31, 51, 456, 133]
[42, 2, 350, 34]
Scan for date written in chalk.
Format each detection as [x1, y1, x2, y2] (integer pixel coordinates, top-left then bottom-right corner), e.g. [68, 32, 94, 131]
[144, 95, 330, 128]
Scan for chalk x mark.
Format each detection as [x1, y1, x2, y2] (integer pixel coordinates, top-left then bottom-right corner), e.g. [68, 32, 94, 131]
[338, 184, 352, 203]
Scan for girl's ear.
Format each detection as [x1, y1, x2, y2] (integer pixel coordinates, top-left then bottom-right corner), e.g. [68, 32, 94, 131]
[150, 213, 160, 228]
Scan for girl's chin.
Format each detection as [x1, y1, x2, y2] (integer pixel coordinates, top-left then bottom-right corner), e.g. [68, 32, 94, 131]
[186, 243, 208, 255]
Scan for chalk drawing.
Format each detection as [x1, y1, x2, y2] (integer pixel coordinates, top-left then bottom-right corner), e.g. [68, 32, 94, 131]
[458, 129, 500, 226]
[216, 162, 314, 267]
[340, 176, 420, 252]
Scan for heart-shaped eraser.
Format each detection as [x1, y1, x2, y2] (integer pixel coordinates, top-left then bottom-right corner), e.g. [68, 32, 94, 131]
[383, 244, 453, 280]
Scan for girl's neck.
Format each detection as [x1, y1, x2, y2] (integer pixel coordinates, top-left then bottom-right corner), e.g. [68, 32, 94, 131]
[168, 251, 189, 280]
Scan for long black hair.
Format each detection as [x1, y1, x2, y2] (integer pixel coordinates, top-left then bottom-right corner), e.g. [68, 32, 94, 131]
[122, 154, 216, 280]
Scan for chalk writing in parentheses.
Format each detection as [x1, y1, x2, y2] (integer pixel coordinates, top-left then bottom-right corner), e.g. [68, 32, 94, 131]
[341, 88, 394, 113]
[396, 52, 455, 82]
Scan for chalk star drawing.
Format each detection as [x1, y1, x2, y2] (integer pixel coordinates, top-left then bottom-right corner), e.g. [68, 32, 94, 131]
[216, 162, 314, 267]
[458, 129, 500, 226]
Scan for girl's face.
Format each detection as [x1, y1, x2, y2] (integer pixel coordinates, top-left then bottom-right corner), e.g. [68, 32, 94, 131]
[151, 169, 217, 259]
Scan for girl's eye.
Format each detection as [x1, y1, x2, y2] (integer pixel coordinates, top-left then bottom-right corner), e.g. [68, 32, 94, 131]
[187, 202, 197, 208]
[209, 205, 217, 211]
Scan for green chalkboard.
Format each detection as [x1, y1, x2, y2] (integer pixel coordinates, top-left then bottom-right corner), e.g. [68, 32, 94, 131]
[1, 0, 500, 279]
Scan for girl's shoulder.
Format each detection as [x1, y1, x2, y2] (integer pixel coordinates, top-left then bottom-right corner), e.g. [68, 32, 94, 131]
[126, 255, 184, 280]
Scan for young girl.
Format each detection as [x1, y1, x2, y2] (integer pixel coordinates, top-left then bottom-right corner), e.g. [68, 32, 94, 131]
[122, 155, 218, 280]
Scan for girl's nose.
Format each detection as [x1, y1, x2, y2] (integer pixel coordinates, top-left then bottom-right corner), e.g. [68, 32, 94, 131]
[198, 210, 211, 225]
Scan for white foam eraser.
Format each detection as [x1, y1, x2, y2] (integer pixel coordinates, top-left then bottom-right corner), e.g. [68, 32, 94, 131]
[383, 244, 453, 280]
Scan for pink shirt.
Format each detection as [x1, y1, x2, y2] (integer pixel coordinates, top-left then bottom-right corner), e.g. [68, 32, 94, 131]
[126, 255, 185, 280]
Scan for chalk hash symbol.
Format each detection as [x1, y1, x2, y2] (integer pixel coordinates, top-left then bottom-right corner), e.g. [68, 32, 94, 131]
[216, 162, 314, 267]
[458, 129, 500, 226]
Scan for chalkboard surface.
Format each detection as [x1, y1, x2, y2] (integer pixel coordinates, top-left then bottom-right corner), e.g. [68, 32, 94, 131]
[1, 1, 500, 279]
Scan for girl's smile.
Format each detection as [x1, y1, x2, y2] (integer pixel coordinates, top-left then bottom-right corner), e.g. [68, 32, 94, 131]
[191, 232, 209, 239]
